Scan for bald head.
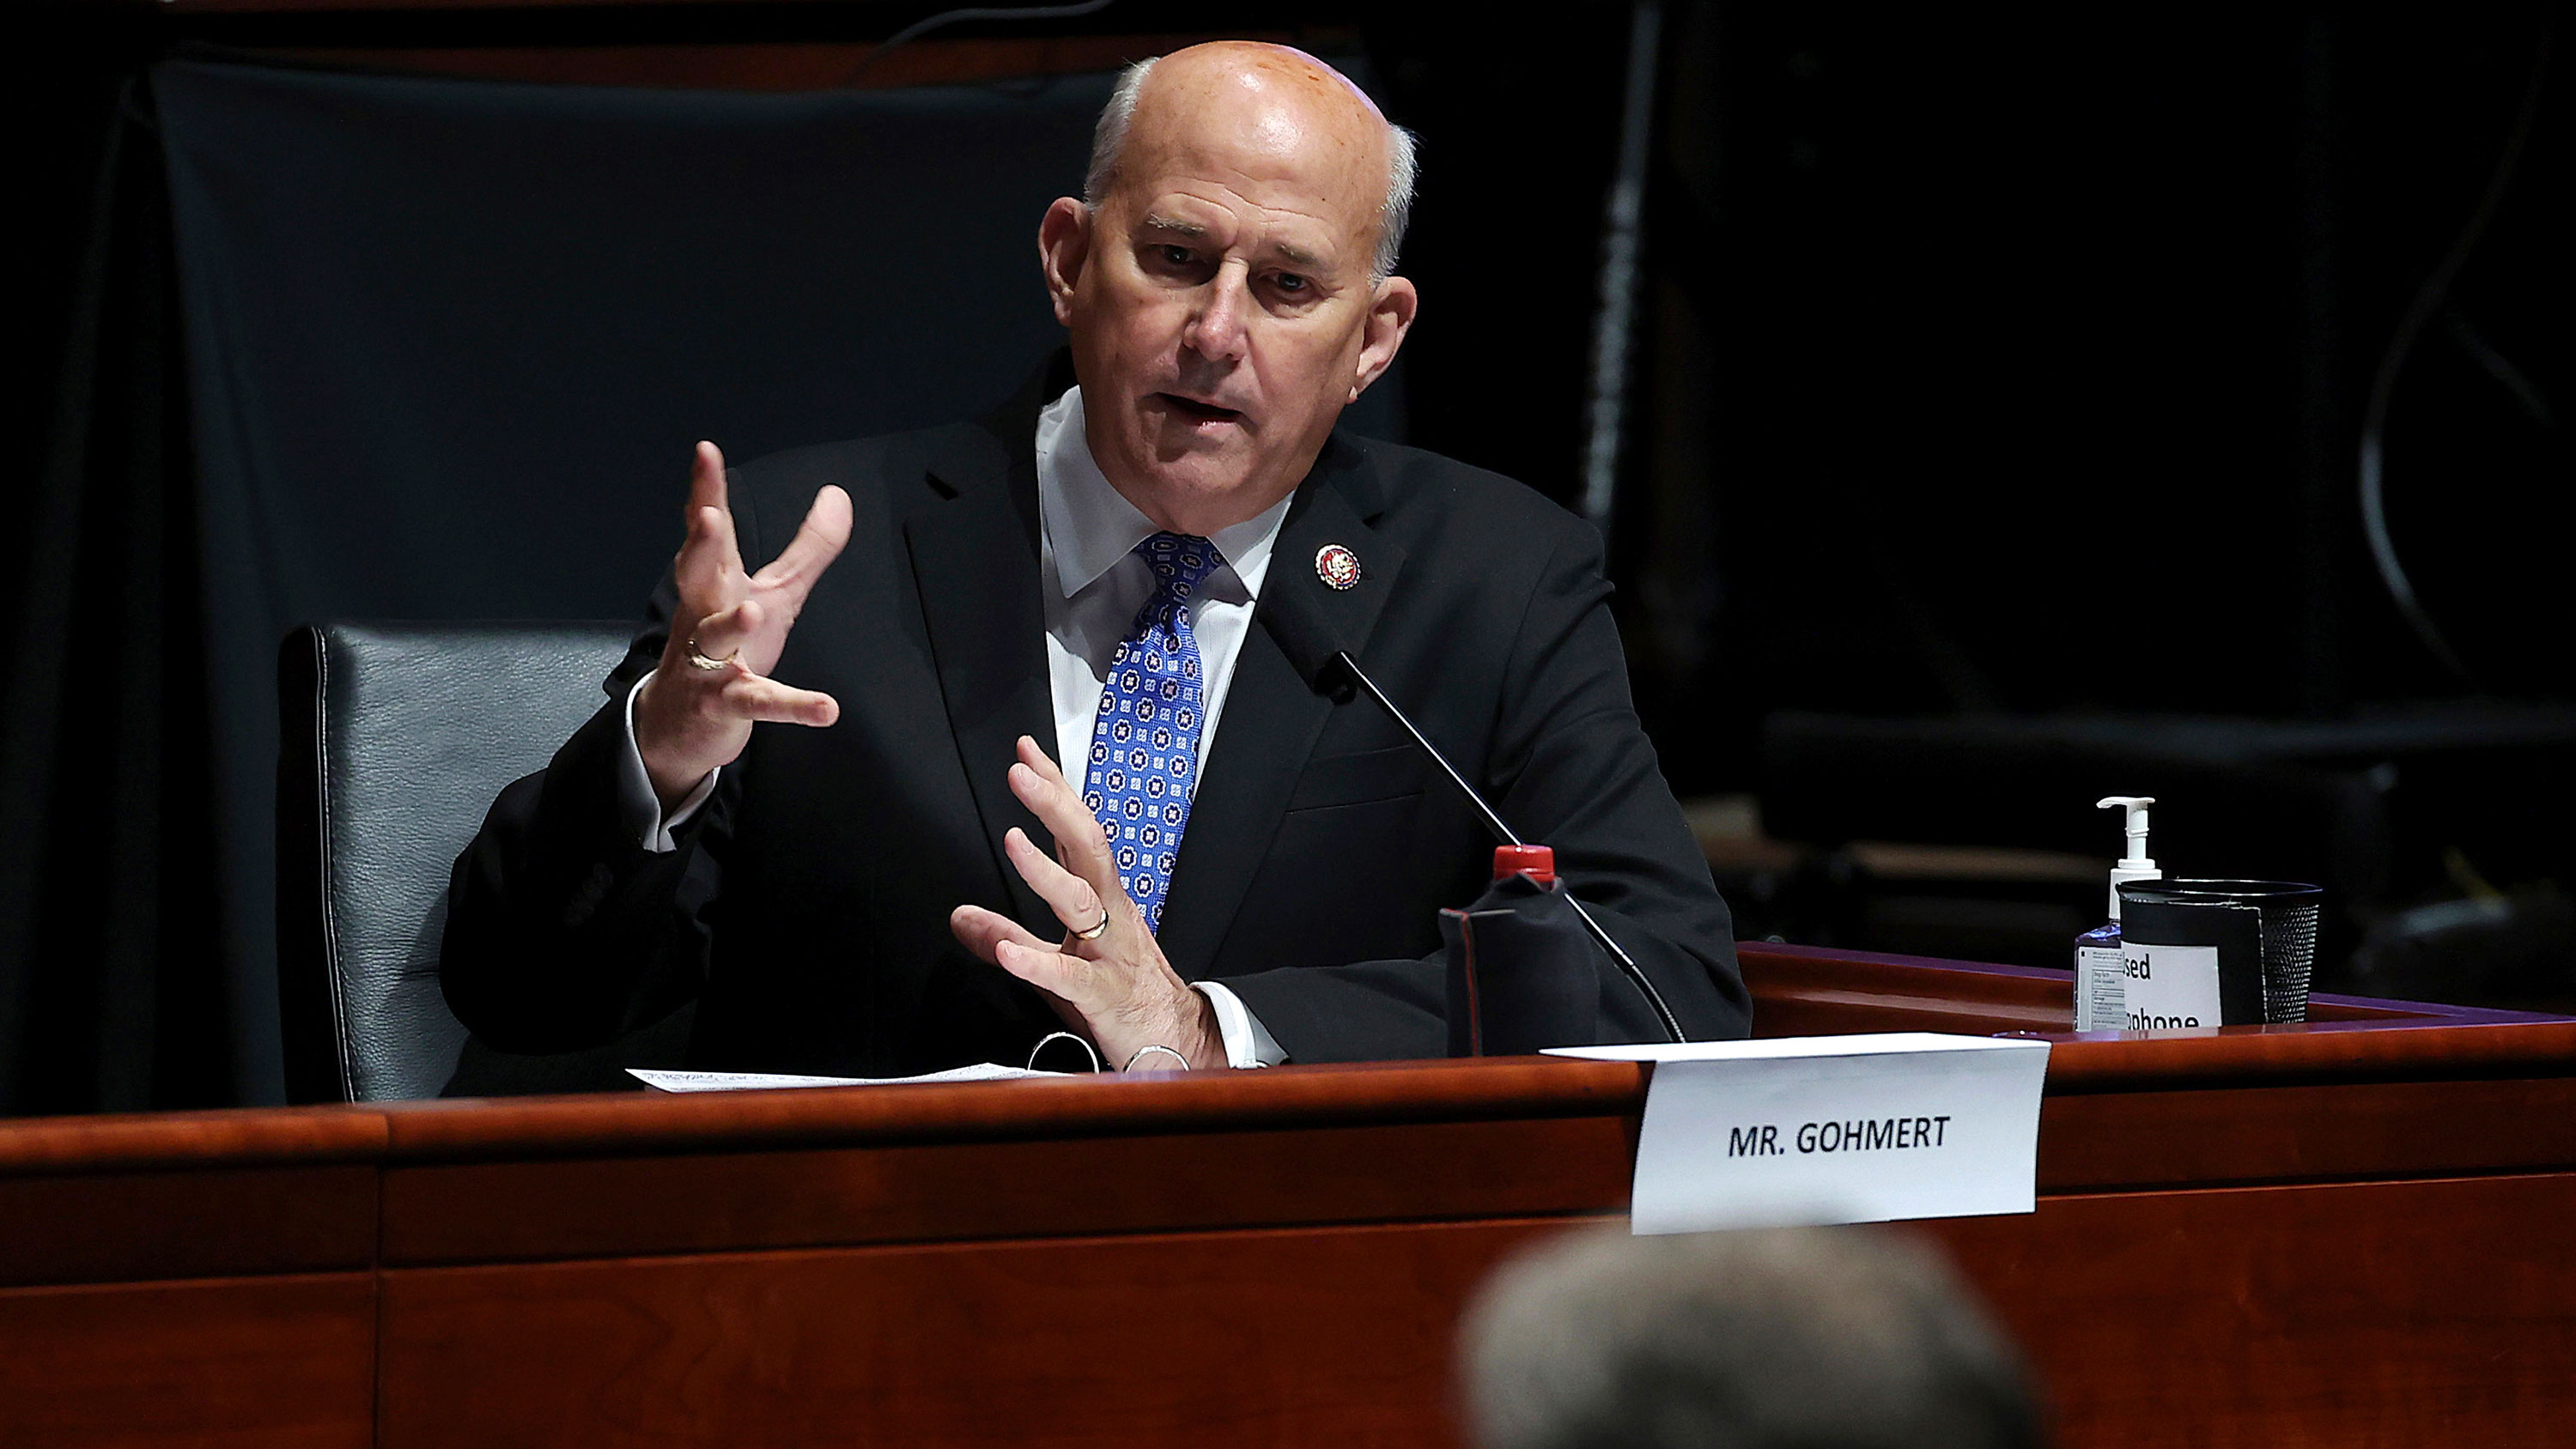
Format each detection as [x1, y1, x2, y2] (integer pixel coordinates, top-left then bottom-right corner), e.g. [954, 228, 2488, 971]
[1085, 44, 1417, 280]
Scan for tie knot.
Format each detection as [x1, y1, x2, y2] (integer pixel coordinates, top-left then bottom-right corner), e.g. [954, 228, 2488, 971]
[1139, 532, 1220, 601]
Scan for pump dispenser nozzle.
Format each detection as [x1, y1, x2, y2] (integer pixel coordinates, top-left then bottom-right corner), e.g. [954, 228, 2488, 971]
[2095, 796, 2160, 919]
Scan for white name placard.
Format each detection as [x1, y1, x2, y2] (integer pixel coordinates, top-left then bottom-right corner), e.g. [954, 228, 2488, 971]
[2118, 943, 2221, 1031]
[1548, 1033, 2050, 1234]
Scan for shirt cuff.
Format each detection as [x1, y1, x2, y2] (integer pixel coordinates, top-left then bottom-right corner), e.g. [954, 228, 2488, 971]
[1192, 981, 1288, 1068]
[618, 674, 718, 854]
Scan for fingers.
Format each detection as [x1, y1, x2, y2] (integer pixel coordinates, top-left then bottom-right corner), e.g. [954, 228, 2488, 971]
[993, 936, 1086, 999]
[1004, 827, 1109, 939]
[644, 444, 845, 785]
[665, 593, 836, 736]
[754, 485, 854, 598]
[685, 440, 729, 517]
[719, 672, 839, 728]
[1012, 737, 1115, 881]
[690, 597, 763, 663]
[1002, 741, 1131, 948]
[659, 600, 838, 726]
[950, 905, 1091, 1001]
[948, 902, 1051, 966]
[673, 502, 739, 606]
[1017, 734, 1074, 792]
[675, 443, 745, 603]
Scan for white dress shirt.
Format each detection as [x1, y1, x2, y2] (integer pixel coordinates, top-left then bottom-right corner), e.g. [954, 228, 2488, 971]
[617, 385, 1289, 1068]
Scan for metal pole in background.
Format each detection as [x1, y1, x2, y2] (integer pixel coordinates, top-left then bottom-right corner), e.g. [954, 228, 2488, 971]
[1580, 0, 1666, 536]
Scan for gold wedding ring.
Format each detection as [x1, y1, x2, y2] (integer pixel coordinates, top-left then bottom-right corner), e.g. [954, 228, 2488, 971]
[684, 636, 737, 671]
[1072, 909, 1110, 941]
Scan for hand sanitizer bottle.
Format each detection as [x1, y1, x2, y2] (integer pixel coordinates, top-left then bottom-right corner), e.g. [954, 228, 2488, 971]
[2075, 797, 2161, 1031]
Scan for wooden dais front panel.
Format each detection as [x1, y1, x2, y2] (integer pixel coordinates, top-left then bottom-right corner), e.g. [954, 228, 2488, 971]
[1930, 1173, 2576, 1449]
[4, 951, 2573, 1446]
[378, 1219, 1579, 1449]
[0, 1274, 378, 1449]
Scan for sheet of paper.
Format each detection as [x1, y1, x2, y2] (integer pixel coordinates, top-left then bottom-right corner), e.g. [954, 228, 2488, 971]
[628, 1063, 1056, 1093]
[1549, 1033, 2050, 1234]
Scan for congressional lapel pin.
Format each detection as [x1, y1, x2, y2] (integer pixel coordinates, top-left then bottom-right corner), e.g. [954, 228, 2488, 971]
[1315, 543, 1362, 591]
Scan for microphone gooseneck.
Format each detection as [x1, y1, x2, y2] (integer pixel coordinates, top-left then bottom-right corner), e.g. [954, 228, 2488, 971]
[1340, 665, 1521, 849]
[1259, 592, 1686, 1043]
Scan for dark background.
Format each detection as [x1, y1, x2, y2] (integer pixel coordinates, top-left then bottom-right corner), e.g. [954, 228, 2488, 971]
[1611, 5, 2567, 754]
[7, 0, 2567, 1113]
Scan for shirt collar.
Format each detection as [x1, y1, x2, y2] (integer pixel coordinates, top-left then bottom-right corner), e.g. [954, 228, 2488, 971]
[1035, 385, 1291, 603]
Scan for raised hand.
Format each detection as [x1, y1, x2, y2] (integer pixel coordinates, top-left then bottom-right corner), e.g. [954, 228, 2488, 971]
[948, 737, 1226, 1071]
[633, 441, 854, 808]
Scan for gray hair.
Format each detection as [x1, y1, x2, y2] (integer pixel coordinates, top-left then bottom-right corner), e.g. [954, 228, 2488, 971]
[1083, 55, 1419, 282]
[1461, 1227, 2044, 1449]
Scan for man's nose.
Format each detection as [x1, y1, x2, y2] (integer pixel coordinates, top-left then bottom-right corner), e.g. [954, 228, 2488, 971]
[1181, 264, 1250, 362]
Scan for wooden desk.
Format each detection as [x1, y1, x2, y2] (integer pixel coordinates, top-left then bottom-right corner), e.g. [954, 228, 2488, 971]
[5, 945, 2573, 1448]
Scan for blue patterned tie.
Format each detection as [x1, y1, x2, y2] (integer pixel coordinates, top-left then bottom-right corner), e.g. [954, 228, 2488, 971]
[1083, 532, 1219, 931]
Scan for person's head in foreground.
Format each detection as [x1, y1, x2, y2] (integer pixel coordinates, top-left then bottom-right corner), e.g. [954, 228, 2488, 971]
[1461, 1226, 2045, 1449]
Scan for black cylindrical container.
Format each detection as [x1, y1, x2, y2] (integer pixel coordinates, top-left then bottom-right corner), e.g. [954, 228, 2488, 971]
[2116, 879, 2324, 1027]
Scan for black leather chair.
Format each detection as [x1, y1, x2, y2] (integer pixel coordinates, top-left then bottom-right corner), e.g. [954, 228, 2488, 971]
[276, 621, 690, 1102]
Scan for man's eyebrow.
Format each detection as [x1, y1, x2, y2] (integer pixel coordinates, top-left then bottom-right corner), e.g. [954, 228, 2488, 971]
[1138, 215, 1327, 271]
[1267, 239, 1325, 271]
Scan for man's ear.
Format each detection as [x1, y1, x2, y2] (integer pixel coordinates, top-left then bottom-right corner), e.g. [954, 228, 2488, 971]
[1038, 197, 1092, 327]
[1349, 275, 1419, 402]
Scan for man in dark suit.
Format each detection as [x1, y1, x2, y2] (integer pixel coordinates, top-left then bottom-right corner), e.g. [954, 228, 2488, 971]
[442, 42, 1749, 1076]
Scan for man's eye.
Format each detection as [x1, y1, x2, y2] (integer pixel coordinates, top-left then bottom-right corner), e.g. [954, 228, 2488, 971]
[1157, 245, 1194, 266]
[1274, 273, 1309, 294]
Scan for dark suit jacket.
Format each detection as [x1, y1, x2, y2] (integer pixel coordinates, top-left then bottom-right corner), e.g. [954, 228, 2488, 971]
[442, 361, 1751, 1073]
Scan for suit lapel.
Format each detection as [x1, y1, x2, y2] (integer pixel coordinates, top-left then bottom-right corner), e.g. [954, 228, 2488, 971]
[1157, 437, 1406, 973]
[904, 385, 1058, 931]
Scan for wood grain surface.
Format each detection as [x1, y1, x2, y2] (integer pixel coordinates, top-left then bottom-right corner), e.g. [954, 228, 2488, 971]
[0, 1273, 377, 1449]
[0, 1165, 377, 1287]
[1930, 1173, 2576, 1449]
[2037, 1076, 2576, 1192]
[371, 1172, 2576, 1449]
[381, 1115, 1631, 1266]
[370, 1056, 1647, 1164]
[376, 1218, 1579, 1449]
[0, 1103, 385, 1174]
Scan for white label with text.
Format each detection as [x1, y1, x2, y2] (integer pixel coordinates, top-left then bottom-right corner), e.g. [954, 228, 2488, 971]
[2075, 943, 2127, 1031]
[2118, 942, 2221, 1030]
[1549, 1034, 2050, 1234]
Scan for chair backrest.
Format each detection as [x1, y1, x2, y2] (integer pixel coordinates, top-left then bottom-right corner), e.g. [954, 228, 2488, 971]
[276, 620, 641, 1102]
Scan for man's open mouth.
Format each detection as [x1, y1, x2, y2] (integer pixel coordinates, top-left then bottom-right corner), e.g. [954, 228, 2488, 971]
[1157, 393, 1242, 423]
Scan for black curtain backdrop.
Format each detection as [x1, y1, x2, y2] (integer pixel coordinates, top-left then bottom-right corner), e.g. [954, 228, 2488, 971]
[5, 57, 1401, 1113]
[3, 75, 223, 1117]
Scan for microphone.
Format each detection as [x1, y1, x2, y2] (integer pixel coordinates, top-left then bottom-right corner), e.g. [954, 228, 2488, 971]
[1260, 584, 1686, 1042]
